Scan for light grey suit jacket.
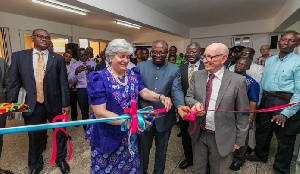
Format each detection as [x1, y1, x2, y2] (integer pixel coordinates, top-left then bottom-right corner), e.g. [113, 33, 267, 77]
[185, 68, 249, 157]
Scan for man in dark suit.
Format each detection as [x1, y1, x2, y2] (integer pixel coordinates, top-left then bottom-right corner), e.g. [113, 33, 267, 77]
[0, 58, 14, 174]
[178, 42, 204, 169]
[7, 29, 70, 174]
[137, 40, 188, 174]
[179, 43, 249, 174]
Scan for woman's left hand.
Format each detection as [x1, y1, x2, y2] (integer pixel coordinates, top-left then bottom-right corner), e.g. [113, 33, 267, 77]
[160, 96, 172, 112]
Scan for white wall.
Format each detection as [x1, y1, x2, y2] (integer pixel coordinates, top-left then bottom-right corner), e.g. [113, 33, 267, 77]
[0, 12, 131, 52]
[131, 31, 186, 54]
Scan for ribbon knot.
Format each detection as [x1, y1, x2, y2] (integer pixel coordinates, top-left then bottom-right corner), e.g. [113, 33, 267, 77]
[183, 111, 198, 134]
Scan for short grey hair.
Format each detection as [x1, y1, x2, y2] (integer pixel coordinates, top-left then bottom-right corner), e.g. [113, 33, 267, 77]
[187, 42, 201, 50]
[105, 39, 133, 58]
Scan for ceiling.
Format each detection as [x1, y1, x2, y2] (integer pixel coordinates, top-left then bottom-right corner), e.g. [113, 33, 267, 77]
[0, 0, 155, 36]
[0, 0, 288, 37]
[137, 0, 287, 28]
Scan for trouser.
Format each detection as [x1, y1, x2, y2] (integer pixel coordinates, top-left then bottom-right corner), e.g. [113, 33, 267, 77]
[139, 124, 172, 174]
[76, 88, 89, 130]
[193, 131, 230, 174]
[70, 90, 78, 121]
[233, 133, 249, 165]
[0, 113, 6, 160]
[179, 117, 193, 162]
[255, 95, 297, 174]
[24, 102, 67, 170]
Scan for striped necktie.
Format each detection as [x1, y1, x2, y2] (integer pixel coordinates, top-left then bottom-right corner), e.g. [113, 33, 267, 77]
[188, 64, 195, 84]
[201, 73, 215, 129]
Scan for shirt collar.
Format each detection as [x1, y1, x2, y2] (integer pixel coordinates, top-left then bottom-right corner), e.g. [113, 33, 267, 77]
[208, 66, 224, 80]
[189, 60, 201, 68]
[277, 52, 295, 61]
[33, 48, 49, 56]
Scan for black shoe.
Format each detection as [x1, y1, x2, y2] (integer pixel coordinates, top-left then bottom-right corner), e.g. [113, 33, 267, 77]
[177, 132, 182, 137]
[229, 162, 242, 171]
[179, 159, 193, 169]
[30, 166, 43, 174]
[56, 161, 70, 174]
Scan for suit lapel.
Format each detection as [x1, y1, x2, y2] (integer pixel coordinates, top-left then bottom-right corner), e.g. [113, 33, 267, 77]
[45, 51, 55, 77]
[183, 63, 189, 86]
[199, 70, 208, 103]
[26, 49, 35, 81]
[198, 61, 205, 70]
[215, 69, 231, 109]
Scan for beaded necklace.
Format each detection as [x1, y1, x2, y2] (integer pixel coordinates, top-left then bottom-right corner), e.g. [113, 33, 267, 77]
[108, 67, 128, 87]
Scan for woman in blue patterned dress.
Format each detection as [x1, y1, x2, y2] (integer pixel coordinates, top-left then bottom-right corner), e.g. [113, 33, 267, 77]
[86, 39, 172, 174]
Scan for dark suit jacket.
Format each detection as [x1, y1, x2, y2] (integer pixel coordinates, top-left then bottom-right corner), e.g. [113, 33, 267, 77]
[7, 49, 70, 116]
[0, 58, 9, 103]
[180, 62, 204, 96]
[185, 68, 249, 157]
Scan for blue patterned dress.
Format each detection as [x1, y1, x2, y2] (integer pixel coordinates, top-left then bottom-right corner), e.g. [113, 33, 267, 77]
[86, 67, 145, 174]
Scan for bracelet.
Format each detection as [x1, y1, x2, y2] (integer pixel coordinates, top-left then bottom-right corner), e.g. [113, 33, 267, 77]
[159, 94, 163, 101]
[249, 119, 253, 123]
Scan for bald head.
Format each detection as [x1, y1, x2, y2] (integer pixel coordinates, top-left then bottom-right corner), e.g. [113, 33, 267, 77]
[205, 43, 229, 55]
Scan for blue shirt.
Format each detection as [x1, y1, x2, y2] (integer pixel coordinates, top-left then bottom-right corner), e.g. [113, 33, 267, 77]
[261, 52, 300, 118]
[188, 60, 201, 75]
[244, 74, 260, 102]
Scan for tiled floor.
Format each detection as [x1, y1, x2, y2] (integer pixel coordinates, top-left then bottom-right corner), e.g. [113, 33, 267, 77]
[0, 115, 296, 174]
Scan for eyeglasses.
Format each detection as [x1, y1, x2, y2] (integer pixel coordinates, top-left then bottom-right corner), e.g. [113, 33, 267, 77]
[203, 54, 224, 61]
[151, 51, 167, 56]
[33, 34, 51, 40]
[186, 51, 198, 55]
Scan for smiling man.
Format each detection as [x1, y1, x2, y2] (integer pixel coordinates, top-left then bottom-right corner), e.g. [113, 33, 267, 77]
[137, 40, 188, 174]
[68, 48, 96, 130]
[247, 31, 300, 174]
[178, 42, 204, 169]
[181, 43, 249, 174]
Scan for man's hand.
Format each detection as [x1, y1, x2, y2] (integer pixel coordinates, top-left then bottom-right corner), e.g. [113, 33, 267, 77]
[177, 106, 191, 119]
[249, 121, 254, 129]
[271, 114, 287, 127]
[191, 102, 205, 116]
[62, 107, 70, 115]
[75, 65, 86, 75]
[233, 144, 240, 152]
[160, 96, 172, 112]
[7, 112, 15, 120]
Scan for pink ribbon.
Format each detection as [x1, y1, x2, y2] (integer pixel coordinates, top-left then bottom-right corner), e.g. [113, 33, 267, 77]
[124, 100, 138, 134]
[49, 114, 72, 165]
[184, 101, 300, 134]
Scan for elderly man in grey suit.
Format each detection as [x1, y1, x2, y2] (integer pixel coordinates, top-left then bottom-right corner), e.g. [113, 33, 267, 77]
[179, 43, 249, 174]
[137, 40, 189, 174]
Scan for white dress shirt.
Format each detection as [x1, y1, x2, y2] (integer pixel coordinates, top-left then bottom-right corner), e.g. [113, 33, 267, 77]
[205, 67, 224, 131]
[188, 60, 201, 75]
[33, 48, 49, 78]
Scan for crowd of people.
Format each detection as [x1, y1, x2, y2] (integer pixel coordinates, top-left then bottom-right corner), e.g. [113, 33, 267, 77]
[0, 28, 298, 174]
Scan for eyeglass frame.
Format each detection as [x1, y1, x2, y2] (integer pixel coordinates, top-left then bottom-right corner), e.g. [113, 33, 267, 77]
[32, 34, 51, 41]
[203, 54, 224, 61]
[151, 50, 168, 56]
[186, 51, 198, 55]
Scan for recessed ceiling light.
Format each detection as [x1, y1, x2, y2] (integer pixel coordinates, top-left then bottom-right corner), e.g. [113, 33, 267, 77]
[32, 0, 87, 15]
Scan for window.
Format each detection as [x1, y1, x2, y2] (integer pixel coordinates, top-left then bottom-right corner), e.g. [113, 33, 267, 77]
[269, 33, 283, 50]
[0, 27, 12, 63]
[232, 36, 252, 47]
[19, 30, 71, 54]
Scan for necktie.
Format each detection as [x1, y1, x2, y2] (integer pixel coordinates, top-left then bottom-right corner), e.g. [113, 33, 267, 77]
[36, 51, 45, 103]
[201, 73, 215, 129]
[188, 64, 195, 84]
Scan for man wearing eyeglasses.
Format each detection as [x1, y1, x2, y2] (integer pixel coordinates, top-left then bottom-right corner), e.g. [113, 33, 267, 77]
[179, 43, 249, 174]
[137, 40, 188, 174]
[178, 42, 204, 170]
[8, 29, 70, 174]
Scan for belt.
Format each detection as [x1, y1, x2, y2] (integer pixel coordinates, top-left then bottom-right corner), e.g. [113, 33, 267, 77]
[263, 91, 292, 101]
[202, 128, 215, 134]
